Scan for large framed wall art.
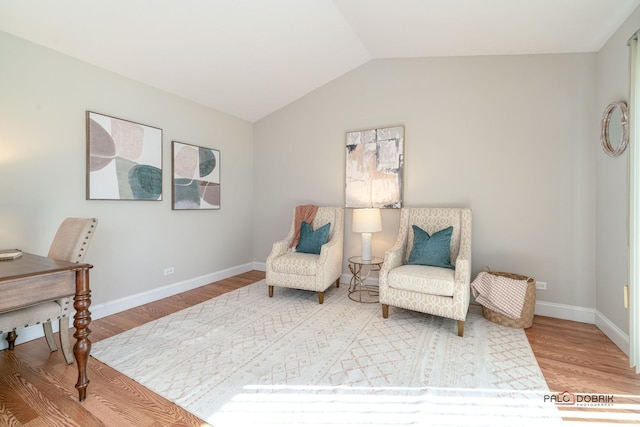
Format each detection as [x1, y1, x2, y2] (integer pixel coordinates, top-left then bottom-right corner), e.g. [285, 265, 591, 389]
[345, 125, 404, 208]
[86, 111, 163, 200]
[172, 141, 220, 210]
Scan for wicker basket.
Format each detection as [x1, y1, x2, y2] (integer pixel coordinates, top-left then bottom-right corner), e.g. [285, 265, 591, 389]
[481, 271, 536, 329]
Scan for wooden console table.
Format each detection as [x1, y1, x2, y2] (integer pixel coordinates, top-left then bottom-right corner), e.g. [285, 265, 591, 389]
[0, 252, 93, 401]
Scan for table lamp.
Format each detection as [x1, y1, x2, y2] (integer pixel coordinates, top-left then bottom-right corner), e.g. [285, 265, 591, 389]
[352, 208, 382, 261]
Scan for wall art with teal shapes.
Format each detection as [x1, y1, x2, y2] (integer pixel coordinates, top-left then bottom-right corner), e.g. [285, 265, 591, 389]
[172, 141, 220, 210]
[86, 111, 163, 200]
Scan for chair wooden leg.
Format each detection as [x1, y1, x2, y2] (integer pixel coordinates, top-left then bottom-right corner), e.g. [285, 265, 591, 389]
[268, 285, 274, 298]
[457, 320, 465, 337]
[43, 321, 58, 351]
[6, 331, 17, 350]
[335, 278, 340, 288]
[382, 304, 389, 318]
[59, 317, 74, 365]
[318, 292, 324, 304]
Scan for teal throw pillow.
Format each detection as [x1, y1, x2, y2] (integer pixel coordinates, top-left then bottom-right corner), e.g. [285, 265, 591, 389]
[296, 221, 331, 255]
[405, 225, 455, 269]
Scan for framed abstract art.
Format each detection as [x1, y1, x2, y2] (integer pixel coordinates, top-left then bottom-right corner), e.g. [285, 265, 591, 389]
[172, 141, 220, 210]
[345, 125, 404, 208]
[86, 111, 163, 200]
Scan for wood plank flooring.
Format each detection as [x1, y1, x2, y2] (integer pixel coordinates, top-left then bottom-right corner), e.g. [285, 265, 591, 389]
[0, 270, 638, 425]
[526, 314, 640, 423]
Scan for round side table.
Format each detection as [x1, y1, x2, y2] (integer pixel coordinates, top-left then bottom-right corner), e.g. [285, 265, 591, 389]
[348, 256, 383, 303]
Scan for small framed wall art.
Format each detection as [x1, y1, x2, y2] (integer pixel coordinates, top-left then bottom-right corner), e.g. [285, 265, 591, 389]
[86, 111, 163, 200]
[345, 125, 404, 208]
[172, 141, 220, 210]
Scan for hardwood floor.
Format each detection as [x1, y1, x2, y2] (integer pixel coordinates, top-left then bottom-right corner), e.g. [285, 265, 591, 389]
[0, 270, 638, 425]
[526, 315, 640, 423]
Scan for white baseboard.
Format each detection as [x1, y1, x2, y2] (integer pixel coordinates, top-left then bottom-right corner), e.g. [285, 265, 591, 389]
[534, 300, 630, 355]
[534, 300, 596, 323]
[262, 266, 632, 355]
[335, 281, 630, 355]
[0, 322, 61, 350]
[5, 262, 629, 358]
[0, 262, 254, 350]
[90, 262, 254, 320]
[595, 310, 630, 356]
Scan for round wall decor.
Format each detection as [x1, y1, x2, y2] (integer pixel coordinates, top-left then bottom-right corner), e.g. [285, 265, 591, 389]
[600, 101, 629, 157]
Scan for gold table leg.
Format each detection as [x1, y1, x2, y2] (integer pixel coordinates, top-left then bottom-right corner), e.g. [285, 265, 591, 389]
[348, 262, 380, 303]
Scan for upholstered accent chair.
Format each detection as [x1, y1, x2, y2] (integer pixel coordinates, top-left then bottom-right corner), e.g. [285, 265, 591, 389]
[266, 207, 344, 304]
[379, 208, 472, 336]
[0, 218, 98, 363]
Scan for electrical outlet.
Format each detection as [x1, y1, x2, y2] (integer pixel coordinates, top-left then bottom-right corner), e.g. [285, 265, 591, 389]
[163, 267, 175, 275]
[536, 281, 547, 290]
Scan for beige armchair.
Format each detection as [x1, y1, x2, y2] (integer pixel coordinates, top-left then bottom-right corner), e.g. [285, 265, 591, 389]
[379, 208, 472, 336]
[266, 207, 344, 304]
[0, 217, 98, 363]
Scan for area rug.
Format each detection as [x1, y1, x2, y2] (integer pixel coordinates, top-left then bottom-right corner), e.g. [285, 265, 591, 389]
[91, 280, 561, 426]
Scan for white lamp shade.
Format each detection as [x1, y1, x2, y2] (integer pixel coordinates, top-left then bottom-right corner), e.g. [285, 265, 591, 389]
[352, 208, 382, 233]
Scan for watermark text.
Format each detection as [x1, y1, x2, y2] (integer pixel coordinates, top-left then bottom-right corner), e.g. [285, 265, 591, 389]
[544, 390, 614, 407]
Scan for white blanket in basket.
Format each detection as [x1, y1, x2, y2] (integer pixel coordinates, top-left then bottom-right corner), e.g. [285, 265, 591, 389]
[471, 272, 529, 319]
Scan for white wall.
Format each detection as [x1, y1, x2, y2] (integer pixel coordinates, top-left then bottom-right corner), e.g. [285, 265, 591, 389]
[596, 7, 640, 344]
[254, 54, 597, 311]
[2, 12, 636, 353]
[0, 31, 255, 310]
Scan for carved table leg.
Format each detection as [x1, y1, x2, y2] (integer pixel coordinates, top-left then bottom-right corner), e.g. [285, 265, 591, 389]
[6, 330, 17, 350]
[73, 266, 93, 401]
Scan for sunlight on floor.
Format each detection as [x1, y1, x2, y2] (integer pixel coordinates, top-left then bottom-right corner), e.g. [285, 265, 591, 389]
[208, 384, 565, 426]
[557, 393, 640, 425]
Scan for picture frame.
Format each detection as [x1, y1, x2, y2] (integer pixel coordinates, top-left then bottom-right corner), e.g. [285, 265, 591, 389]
[86, 111, 163, 200]
[172, 141, 220, 210]
[345, 125, 404, 208]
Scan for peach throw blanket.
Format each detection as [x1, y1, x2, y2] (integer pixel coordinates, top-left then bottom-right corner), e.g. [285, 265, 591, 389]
[291, 204, 319, 248]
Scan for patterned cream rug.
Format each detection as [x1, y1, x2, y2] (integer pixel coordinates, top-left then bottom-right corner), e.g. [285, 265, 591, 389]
[92, 280, 561, 426]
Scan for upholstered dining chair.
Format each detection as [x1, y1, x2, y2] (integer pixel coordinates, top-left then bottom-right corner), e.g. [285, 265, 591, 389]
[266, 206, 344, 304]
[379, 208, 472, 337]
[0, 217, 98, 364]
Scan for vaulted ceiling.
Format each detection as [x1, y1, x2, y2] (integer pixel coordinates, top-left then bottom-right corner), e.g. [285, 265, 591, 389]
[1, 0, 638, 122]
